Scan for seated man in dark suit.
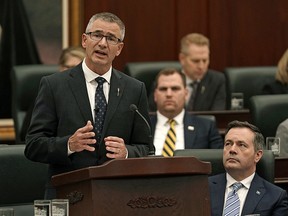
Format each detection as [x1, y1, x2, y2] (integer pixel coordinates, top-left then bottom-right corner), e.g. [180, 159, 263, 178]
[150, 68, 223, 156]
[179, 33, 226, 111]
[149, 33, 226, 111]
[209, 120, 288, 215]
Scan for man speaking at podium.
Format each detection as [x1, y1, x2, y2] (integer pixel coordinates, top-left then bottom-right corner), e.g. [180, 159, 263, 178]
[25, 12, 152, 199]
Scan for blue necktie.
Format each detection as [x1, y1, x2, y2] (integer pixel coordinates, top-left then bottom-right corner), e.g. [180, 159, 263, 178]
[223, 182, 243, 216]
[94, 77, 107, 142]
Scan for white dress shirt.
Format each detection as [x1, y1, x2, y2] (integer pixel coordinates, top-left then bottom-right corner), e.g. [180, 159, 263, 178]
[224, 173, 255, 216]
[82, 59, 111, 120]
[67, 60, 111, 155]
[153, 109, 185, 155]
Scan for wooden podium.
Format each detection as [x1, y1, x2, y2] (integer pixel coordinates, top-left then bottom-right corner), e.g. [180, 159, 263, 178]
[52, 157, 211, 216]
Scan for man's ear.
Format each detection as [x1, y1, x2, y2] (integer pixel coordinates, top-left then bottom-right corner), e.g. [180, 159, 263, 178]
[115, 43, 124, 56]
[255, 150, 263, 163]
[82, 34, 88, 49]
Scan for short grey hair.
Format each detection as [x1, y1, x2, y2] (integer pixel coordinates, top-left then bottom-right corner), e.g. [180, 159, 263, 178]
[85, 12, 125, 41]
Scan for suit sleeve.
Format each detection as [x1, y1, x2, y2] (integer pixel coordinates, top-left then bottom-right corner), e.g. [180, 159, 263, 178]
[211, 72, 226, 110]
[24, 76, 72, 165]
[272, 189, 288, 215]
[208, 120, 223, 149]
[275, 120, 288, 157]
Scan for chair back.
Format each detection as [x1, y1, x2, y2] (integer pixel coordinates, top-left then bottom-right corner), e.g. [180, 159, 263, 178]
[10, 64, 58, 143]
[224, 66, 276, 109]
[250, 94, 288, 138]
[123, 61, 181, 96]
[174, 149, 275, 183]
[0, 145, 48, 215]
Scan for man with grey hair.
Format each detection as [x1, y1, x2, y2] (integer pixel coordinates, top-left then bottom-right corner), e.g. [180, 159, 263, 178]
[209, 120, 288, 215]
[25, 12, 152, 199]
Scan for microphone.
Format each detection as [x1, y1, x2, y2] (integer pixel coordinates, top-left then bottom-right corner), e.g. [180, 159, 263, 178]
[130, 104, 155, 156]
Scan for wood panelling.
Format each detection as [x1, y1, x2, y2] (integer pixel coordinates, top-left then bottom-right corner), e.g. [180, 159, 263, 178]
[209, 0, 288, 71]
[70, 0, 288, 72]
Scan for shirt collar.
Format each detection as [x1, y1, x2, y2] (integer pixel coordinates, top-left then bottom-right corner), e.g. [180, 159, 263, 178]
[182, 70, 200, 85]
[226, 172, 255, 190]
[156, 109, 185, 126]
[82, 59, 112, 84]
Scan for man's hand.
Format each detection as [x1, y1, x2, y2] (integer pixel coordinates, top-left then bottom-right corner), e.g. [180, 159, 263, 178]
[104, 136, 128, 159]
[68, 121, 96, 152]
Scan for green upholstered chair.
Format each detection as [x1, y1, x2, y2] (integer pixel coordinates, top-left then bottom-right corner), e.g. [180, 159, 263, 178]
[224, 66, 276, 109]
[250, 94, 288, 139]
[174, 149, 275, 183]
[123, 61, 181, 96]
[10, 64, 58, 143]
[0, 145, 48, 215]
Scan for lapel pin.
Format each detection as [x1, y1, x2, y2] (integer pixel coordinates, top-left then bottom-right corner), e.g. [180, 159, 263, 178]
[256, 190, 261, 195]
[117, 88, 120, 96]
[201, 86, 205, 94]
[188, 126, 194, 131]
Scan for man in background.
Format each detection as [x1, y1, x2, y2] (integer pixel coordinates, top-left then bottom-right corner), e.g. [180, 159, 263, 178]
[148, 33, 226, 111]
[179, 33, 226, 111]
[151, 68, 223, 156]
[209, 120, 288, 215]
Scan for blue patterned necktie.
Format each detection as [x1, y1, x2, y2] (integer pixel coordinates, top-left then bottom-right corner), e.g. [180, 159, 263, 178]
[94, 77, 107, 142]
[223, 182, 243, 216]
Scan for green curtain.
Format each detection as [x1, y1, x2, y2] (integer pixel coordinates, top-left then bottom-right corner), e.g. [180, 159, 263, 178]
[0, 0, 41, 118]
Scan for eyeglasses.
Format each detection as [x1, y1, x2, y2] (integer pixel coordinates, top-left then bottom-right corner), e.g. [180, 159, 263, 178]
[86, 32, 122, 45]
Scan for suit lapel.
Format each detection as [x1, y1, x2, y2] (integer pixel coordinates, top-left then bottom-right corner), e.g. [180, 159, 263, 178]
[102, 70, 124, 134]
[194, 74, 208, 109]
[210, 174, 226, 216]
[150, 114, 157, 138]
[242, 174, 266, 215]
[184, 112, 197, 148]
[67, 66, 93, 122]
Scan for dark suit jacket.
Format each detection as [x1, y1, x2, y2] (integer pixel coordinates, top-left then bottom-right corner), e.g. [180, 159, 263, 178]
[25, 65, 151, 189]
[191, 69, 226, 111]
[262, 80, 288, 95]
[209, 173, 288, 216]
[150, 111, 223, 149]
[148, 69, 226, 111]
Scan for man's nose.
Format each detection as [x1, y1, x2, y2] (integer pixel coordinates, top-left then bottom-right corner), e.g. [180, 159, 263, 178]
[198, 61, 205, 69]
[166, 88, 173, 95]
[229, 143, 237, 153]
[98, 36, 108, 45]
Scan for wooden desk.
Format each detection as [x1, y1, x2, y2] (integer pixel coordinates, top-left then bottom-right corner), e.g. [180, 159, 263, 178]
[275, 157, 288, 191]
[0, 119, 15, 143]
[275, 157, 288, 181]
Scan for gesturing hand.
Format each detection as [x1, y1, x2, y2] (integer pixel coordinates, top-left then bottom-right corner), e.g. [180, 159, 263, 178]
[68, 121, 96, 152]
[104, 136, 128, 159]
